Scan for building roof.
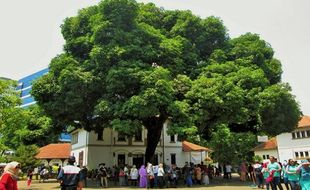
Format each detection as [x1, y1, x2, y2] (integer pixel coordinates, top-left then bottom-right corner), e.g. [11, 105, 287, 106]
[36, 143, 71, 159]
[182, 141, 211, 152]
[252, 137, 277, 151]
[297, 115, 310, 128]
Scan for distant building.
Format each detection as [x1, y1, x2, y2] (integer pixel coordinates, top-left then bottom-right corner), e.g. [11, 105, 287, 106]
[252, 137, 278, 163]
[17, 68, 48, 108]
[253, 115, 310, 163]
[71, 122, 211, 169]
[277, 115, 310, 162]
[17, 68, 71, 142]
[35, 143, 71, 166]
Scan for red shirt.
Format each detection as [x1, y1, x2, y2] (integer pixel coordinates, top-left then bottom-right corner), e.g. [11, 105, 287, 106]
[0, 173, 18, 190]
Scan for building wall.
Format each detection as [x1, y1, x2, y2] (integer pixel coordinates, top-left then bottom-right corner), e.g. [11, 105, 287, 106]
[71, 123, 203, 169]
[276, 127, 310, 162]
[17, 68, 48, 108]
[254, 149, 278, 163]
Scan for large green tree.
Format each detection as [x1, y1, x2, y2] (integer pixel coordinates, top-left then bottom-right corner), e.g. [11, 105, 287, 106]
[1, 106, 61, 151]
[208, 124, 256, 165]
[0, 79, 21, 153]
[0, 78, 61, 150]
[32, 0, 300, 162]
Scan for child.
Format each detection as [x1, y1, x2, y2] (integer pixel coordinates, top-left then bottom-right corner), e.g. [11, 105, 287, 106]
[27, 168, 33, 189]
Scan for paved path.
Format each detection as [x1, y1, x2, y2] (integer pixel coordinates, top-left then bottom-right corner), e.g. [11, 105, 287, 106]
[18, 176, 265, 190]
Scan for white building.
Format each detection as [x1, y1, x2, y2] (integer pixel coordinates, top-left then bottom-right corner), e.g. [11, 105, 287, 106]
[71, 122, 210, 169]
[276, 115, 310, 163]
[252, 137, 278, 163]
[253, 115, 310, 163]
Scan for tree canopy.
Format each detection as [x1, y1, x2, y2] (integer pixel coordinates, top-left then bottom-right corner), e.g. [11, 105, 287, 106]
[0, 79, 21, 152]
[32, 0, 301, 162]
[0, 78, 61, 151]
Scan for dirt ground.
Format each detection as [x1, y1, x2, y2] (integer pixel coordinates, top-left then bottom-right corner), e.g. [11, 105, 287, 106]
[17, 175, 266, 190]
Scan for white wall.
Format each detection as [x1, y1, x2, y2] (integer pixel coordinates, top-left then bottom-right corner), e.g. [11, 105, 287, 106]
[277, 131, 310, 162]
[254, 149, 278, 163]
[71, 122, 211, 169]
[277, 132, 310, 149]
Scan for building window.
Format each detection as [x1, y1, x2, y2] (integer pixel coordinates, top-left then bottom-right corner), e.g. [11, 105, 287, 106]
[295, 152, 299, 158]
[134, 130, 142, 141]
[301, 131, 306, 138]
[118, 132, 126, 141]
[71, 133, 78, 144]
[307, 130, 310, 137]
[171, 154, 176, 165]
[296, 132, 301, 138]
[305, 151, 309, 157]
[97, 133, 103, 140]
[170, 135, 175, 142]
[300, 152, 304, 158]
[292, 132, 296, 139]
[97, 131, 103, 141]
[262, 155, 270, 159]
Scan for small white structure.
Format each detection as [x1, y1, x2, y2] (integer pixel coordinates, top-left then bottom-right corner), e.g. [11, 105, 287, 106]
[252, 137, 278, 163]
[71, 122, 210, 169]
[253, 115, 310, 163]
[35, 143, 71, 166]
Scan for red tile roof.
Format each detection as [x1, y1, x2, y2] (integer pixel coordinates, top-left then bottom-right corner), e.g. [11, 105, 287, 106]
[297, 115, 310, 128]
[182, 141, 211, 152]
[36, 143, 71, 159]
[252, 137, 277, 151]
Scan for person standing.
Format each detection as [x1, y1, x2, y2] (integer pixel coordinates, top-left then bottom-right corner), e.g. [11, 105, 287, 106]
[57, 156, 83, 190]
[297, 159, 310, 190]
[153, 164, 159, 187]
[281, 160, 290, 190]
[139, 165, 147, 188]
[253, 161, 263, 188]
[98, 163, 108, 188]
[0, 161, 20, 190]
[184, 162, 193, 187]
[80, 166, 88, 188]
[261, 162, 270, 190]
[26, 168, 33, 190]
[157, 163, 165, 188]
[225, 163, 233, 180]
[240, 161, 247, 182]
[130, 165, 138, 186]
[195, 164, 202, 184]
[267, 156, 282, 190]
[147, 163, 155, 188]
[124, 164, 129, 186]
[286, 159, 299, 190]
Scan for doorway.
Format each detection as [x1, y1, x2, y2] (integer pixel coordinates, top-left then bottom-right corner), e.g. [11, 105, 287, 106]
[118, 154, 125, 167]
[132, 154, 144, 168]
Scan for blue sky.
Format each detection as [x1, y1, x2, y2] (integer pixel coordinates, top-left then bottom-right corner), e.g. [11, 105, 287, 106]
[0, 0, 309, 115]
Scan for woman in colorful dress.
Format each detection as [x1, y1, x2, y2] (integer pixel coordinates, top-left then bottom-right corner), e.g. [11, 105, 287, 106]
[139, 165, 147, 188]
[297, 159, 310, 190]
[286, 159, 299, 190]
[261, 162, 270, 190]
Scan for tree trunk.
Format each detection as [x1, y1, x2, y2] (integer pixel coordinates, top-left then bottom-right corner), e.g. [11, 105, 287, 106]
[143, 116, 165, 164]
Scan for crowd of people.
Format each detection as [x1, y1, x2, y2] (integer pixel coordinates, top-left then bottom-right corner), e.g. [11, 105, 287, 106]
[90, 161, 217, 188]
[0, 157, 309, 190]
[244, 157, 310, 190]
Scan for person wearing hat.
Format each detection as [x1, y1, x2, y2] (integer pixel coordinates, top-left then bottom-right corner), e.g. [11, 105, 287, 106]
[0, 161, 21, 190]
[297, 159, 310, 190]
[57, 156, 83, 190]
